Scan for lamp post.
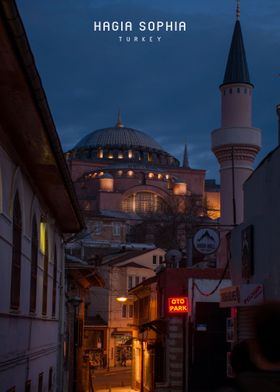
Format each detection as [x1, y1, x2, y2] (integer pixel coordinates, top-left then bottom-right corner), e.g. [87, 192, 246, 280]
[68, 295, 82, 392]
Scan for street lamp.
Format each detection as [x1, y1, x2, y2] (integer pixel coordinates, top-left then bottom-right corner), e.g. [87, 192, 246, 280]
[116, 296, 128, 302]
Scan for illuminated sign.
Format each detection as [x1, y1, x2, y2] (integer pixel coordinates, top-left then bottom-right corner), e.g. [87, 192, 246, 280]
[168, 297, 188, 314]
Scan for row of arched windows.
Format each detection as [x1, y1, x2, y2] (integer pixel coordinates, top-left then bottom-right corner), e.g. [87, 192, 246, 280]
[10, 192, 58, 317]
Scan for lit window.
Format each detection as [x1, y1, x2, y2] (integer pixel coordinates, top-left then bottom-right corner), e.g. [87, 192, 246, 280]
[40, 221, 47, 254]
[118, 152, 124, 159]
[108, 151, 114, 159]
[148, 173, 154, 179]
[158, 174, 162, 180]
[122, 192, 168, 215]
[117, 170, 123, 176]
[128, 150, 133, 159]
[148, 152, 152, 162]
[165, 174, 170, 180]
[98, 148, 103, 158]
[42, 227, 49, 315]
[127, 170, 133, 177]
[10, 192, 22, 310]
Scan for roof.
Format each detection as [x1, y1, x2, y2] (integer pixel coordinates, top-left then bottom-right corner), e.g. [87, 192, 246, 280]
[119, 262, 152, 269]
[222, 20, 252, 86]
[74, 126, 163, 151]
[0, 1, 84, 232]
[103, 249, 156, 266]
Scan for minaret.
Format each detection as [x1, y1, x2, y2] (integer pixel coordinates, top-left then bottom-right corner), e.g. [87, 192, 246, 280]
[182, 144, 190, 168]
[211, 2, 261, 226]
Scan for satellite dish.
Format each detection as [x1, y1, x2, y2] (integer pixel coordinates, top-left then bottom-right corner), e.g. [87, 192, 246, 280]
[165, 249, 182, 268]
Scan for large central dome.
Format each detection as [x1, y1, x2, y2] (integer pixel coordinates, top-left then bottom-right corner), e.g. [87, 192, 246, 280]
[68, 113, 179, 168]
[75, 126, 163, 151]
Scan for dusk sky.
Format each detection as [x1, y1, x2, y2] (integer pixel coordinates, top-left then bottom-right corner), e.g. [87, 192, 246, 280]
[17, 0, 280, 180]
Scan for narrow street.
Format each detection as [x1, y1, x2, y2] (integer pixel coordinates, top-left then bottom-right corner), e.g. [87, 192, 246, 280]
[93, 366, 136, 392]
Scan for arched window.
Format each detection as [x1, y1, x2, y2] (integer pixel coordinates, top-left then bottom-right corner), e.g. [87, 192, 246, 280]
[122, 192, 168, 214]
[42, 224, 48, 315]
[10, 192, 22, 309]
[52, 247, 57, 317]
[30, 216, 38, 313]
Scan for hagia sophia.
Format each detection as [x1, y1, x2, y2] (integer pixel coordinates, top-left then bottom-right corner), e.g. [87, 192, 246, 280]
[66, 112, 220, 246]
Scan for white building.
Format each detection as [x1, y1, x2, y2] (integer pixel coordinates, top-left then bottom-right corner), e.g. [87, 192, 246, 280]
[0, 2, 83, 391]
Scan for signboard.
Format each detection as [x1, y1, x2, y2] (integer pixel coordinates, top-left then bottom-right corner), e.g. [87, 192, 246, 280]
[193, 228, 220, 255]
[220, 284, 263, 308]
[168, 297, 188, 314]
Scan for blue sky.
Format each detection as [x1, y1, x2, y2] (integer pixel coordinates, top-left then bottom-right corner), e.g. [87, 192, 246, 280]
[17, 0, 280, 180]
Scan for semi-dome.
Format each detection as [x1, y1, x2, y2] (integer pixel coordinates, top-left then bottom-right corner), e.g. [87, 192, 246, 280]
[67, 113, 180, 168]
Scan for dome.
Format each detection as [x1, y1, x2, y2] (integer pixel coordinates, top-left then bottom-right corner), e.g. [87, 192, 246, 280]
[75, 126, 163, 151]
[68, 113, 180, 168]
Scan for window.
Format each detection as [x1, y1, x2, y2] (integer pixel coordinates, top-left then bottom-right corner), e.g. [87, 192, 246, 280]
[48, 367, 53, 391]
[129, 304, 134, 318]
[42, 224, 48, 315]
[159, 256, 163, 264]
[98, 148, 103, 159]
[122, 192, 168, 214]
[52, 247, 57, 317]
[153, 255, 157, 264]
[128, 150, 133, 159]
[237, 88, 240, 93]
[135, 276, 140, 286]
[142, 277, 146, 282]
[229, 88, 232, 94]
[93, 221, 102, 235]
[113, 223, 121, 236]
[30, 216, 38, 313]
[128, 276, 133, 290]
[38, 373, 43, 392]
[244, 88, 248, 94]
[122, 304, 127, 318]
[10, 192, 22, 309]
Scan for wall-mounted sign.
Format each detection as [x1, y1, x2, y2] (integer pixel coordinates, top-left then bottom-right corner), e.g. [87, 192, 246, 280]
[220, 284, 263, 308]
[193, 228, 220, 255]
[168, 297, 188, 314]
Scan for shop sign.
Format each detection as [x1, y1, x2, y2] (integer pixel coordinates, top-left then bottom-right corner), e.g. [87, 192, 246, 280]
[168, 297, 188, 314]
[193, 228, 220, 255]
[220, 284, 263, 308]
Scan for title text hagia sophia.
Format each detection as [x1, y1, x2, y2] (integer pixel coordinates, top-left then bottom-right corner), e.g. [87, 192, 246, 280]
[93, 21, 187, 32]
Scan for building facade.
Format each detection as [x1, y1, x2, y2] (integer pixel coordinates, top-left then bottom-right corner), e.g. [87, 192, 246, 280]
[0, 2, 83, 391]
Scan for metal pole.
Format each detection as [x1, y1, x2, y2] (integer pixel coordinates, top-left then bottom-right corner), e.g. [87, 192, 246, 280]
[182, 315, 186, 392]
[73, 309, 78, 392]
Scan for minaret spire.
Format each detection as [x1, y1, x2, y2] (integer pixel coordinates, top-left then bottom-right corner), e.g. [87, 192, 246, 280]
[236, 0, 240, 21]
[222, 1, 251, 87]
[182, 144, 190, 168]
[116, 110, 124, 128]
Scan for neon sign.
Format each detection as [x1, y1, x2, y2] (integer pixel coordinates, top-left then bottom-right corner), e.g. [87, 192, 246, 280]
[168, 297, 188, 314]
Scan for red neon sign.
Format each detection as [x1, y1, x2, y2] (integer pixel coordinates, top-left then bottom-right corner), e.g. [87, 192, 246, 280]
[168, 297, 188, 314]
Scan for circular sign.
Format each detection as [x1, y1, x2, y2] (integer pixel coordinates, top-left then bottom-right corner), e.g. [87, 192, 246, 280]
[193, 228, 220, 255]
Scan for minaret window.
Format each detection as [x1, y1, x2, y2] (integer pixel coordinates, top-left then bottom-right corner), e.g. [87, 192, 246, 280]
[128, 150, 133, 159]
[108, 151, 113, 159]
[229, 88, 232, 94]
[244, 88, 247, 94]
[237, 88, 240, 93]
[42, 223, 49, 315]
[52, 247, 57, 317]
